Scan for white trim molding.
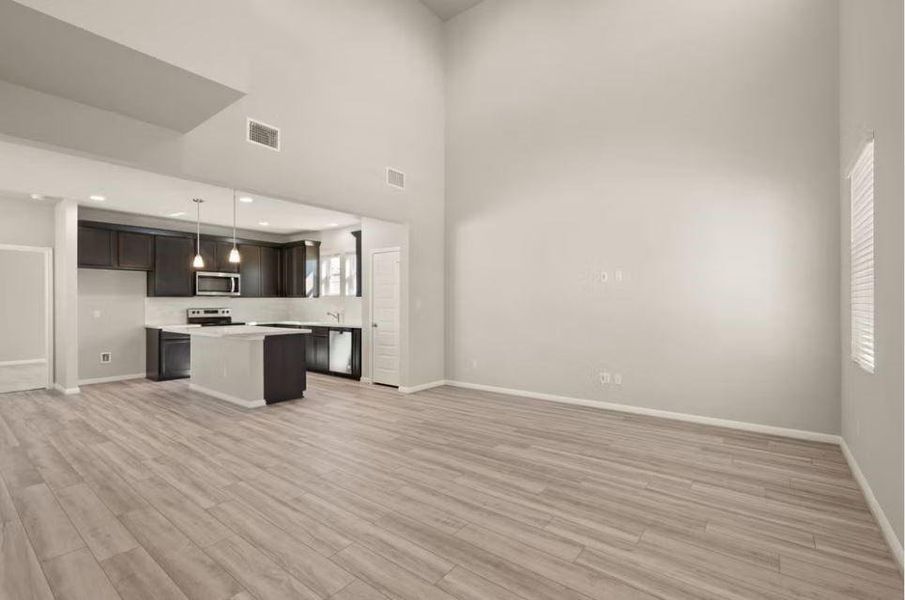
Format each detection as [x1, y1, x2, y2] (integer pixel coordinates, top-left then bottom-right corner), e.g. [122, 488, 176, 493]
[52, 383, 80, 395]
[399, 380, 446, 395]
[79, 373, 146, 386]
[0, 244, 54, 390]
[188, 383, 266, 409]
[0, 358, 47, 367]
[840, 439, 904, 571]
[442, 380, 841, 444]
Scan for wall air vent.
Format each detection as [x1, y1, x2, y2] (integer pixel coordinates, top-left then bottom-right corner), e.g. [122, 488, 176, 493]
[387, 168, 405, 190]
[247, 118, 280, 151]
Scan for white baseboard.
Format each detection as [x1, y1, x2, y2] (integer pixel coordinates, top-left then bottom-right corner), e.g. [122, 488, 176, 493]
[78, 373, 145, 386]
[53, 383, 80, 395]
[840, 439, 904, 571]
[188, 383, 266, 409]
[399, 380, 446, 394]
[360, 377, 373, 384]
[442, 380, 841, 444]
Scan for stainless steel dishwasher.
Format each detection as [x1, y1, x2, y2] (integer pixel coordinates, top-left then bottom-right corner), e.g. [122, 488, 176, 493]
[328, 329, 354, 375]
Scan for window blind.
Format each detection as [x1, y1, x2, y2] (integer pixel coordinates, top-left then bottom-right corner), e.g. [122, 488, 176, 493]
[850, 139, 875, 373]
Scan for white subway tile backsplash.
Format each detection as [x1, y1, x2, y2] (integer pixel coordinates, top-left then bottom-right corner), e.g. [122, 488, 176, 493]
[145, 296, 363, 327]
[145, 297, 292, 326]
[288, 296, 363, 326]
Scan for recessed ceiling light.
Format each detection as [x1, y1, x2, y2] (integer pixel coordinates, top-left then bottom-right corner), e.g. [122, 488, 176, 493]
[328, 223, 339, 227]
[167, 211, 186, 218]
[29, 193, 43, 200]
[89, 194, 106, 202]
[258, 221, 269, 227]
[239, 196, 254, 204]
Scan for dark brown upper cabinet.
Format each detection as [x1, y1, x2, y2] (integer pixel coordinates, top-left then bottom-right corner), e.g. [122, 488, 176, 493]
[79, 226, 154, 271]
[281, 242, 320, 298]
[199, 240, 239, 273]
[148, 236, 195, 297]
[116, 231, 154, 270]
[238, 244, 262, 297]
[260, 245, 280, 297]
[78, 226, 116, 268]
[78, 220, 316, 298]
[237, 244, 281, 298]
[351, 230, 362, 298]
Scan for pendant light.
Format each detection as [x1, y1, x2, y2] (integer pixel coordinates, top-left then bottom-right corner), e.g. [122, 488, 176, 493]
[192, 198, 205, 269]
[228, 190, 241, 263]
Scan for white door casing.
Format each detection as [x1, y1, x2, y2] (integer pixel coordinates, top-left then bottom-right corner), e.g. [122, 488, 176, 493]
[370, 248, 401, 387]
[0, 245, 53, 393]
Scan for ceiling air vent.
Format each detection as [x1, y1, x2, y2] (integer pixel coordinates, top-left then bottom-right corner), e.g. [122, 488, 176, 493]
[386, 168, 405, 190]
[247, 118, 280, 151]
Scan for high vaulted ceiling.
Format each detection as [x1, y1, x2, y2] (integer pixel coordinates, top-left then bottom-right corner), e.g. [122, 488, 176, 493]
[420, 0, 484, 21]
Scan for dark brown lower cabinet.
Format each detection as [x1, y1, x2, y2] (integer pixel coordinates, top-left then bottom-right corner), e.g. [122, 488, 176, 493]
[146, 329, 191, 381]
[305, 328, 330, 372]
[263, 334, 307, 403]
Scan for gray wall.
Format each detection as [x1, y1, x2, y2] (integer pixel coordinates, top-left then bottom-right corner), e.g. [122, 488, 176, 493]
[446, 0, 841, 433]
[0, 195, 54, 246]
[78, 269, 146, 381]
[2, 0, 446, 388]
[839, 0, 903, 546]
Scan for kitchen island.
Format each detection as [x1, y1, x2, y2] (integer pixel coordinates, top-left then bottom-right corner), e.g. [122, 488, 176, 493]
[162, 325, 310, 408]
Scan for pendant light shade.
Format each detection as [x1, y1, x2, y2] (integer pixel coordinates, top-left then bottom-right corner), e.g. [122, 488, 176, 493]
[192, 198, 205, 269]
[228, 190, 241, 263]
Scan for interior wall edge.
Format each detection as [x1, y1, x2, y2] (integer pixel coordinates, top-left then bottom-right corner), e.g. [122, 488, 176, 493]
[840, 438, 905, 572]
[77, 372, 145, 386]
[442, 379, 841, 444]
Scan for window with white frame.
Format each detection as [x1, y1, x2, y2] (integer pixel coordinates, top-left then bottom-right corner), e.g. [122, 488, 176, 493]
[320, 253, 357, 297]
[344, 253, 358, 296]
[850, 139, 875, 373]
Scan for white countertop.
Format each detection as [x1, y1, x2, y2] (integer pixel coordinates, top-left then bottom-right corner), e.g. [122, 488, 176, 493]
[161, 325, 311, 340]
[146, 324, 202, 330]
[248, 320, 363, 328]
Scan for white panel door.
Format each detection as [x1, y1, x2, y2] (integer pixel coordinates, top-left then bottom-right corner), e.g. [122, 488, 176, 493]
[0, 246, 52, 393]
[371, 249, 400, 387]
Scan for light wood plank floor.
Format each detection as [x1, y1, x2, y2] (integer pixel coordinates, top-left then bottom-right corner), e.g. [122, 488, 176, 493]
[0, 374, 901, 600]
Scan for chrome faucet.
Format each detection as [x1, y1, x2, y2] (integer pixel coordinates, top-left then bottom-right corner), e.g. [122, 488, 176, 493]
[327, 311, 342, 323]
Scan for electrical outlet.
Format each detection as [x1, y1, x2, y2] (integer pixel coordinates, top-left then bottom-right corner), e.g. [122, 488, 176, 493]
[92, 310, 102, 319]
[614, 373, 622, 385]
[599, 371, 611, 385]
[470, 359, 478, 369]
[100, 352, 112, 364]
[615, 270, 623, 282]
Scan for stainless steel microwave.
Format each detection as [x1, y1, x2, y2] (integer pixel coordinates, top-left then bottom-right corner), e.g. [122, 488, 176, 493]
[195, 272, 241, 296]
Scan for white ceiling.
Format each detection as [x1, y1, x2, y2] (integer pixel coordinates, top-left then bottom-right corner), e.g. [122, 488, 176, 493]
[420, 0, 485, 21]
[0, 139, 359, 234]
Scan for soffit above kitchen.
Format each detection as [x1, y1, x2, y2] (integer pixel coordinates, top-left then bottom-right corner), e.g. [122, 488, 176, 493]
[0, 0, 245, 132]
[420, 0, 485, 21]
[0, 138, 358, 234]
